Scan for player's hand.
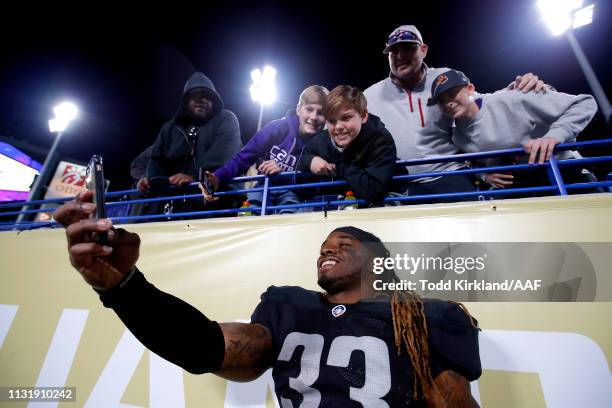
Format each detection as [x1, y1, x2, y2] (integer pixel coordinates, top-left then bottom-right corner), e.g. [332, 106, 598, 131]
[169, 173, 195, 186]
[258, 160, 282, 176]
[136, 176, 150, 193]
[508, 73, 547, 93]
[485, 173, 514, 188]
[310, 157, 336, 176]
[54, 190, 141, 291]
[524, 137, 559, 164]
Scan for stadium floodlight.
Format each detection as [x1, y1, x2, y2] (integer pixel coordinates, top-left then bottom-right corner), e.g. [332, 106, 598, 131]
[537, 0, 594, 36]
[573, 4, 594, 29]
[17, 101, 80, 225]
[48, 102, 78, 133]
[250, 66, 277, 130]
[536, 1, 609, 126]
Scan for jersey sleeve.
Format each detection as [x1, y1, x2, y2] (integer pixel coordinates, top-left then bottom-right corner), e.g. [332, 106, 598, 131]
[250, 286, 283, 355]
[426, 301, 482, 381]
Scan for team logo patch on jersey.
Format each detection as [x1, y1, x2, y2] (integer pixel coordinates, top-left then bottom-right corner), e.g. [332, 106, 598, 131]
[331, 305, 347, 317]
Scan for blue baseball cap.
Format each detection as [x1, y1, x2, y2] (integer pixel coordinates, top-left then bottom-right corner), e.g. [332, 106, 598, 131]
[427, 69, 470, 106]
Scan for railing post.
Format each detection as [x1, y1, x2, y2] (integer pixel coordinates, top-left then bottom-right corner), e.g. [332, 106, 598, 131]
[547, 157, 568, 196]
[260, 176, 269, 216]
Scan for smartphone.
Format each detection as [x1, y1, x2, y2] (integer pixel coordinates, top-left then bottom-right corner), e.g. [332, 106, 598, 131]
[85, 155, 108, 243]
[197, 167, 214, 198]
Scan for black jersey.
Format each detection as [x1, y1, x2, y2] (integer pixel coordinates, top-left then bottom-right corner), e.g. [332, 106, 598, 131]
[251, 286, 481, 407]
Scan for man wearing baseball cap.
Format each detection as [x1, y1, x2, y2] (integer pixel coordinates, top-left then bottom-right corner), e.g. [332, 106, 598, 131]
[364, 25, 547, 203]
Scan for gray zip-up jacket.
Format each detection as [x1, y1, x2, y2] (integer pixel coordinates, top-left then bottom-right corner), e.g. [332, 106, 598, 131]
[364, 65, 465, 183]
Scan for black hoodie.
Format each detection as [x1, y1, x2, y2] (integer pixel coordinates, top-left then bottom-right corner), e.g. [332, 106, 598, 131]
[147, 73, 242, 179]
[298, 113, 402, 203]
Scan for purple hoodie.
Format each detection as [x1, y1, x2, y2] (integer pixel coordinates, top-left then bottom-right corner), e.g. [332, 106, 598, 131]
[214, 110, 309, 183]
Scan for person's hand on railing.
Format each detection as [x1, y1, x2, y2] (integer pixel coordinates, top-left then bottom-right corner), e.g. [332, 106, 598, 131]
[524, 137, 560, 164]
[310, 156, 337, 176]
[507, 73, 548, 93]
[53, 190, 141, 291]
[258, 160, 282, 176]
[485, 173, 514, 189]
[136, 176, 150, 193]
[199, 171, 219, 202]
[169, 173, 195, 186]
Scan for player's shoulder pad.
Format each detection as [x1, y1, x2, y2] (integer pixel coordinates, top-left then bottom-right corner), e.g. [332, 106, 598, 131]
[260, 285, 321, 306]
[423, 298, 479, 331]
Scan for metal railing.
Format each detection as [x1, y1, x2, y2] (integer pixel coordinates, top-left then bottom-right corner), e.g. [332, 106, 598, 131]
[1, 139, 611, 232]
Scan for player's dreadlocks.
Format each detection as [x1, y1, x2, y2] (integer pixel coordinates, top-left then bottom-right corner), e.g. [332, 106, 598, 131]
[331, 226, 477, 401]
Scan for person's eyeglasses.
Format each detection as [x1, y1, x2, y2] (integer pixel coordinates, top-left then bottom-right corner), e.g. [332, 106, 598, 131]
[386, 30, 420, 46]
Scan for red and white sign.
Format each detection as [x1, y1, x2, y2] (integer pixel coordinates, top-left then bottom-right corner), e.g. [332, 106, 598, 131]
[44, 161, 88, 199]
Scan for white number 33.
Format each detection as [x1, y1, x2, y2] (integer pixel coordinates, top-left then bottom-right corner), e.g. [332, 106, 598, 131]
[277, 332, 391, 408]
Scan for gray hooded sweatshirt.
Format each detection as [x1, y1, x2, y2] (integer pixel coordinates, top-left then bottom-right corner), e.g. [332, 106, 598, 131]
[147, 72, 242, 179]
[452, 89, 597, 162]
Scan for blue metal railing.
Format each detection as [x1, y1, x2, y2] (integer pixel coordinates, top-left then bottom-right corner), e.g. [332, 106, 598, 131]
[1, 139, 611, 231]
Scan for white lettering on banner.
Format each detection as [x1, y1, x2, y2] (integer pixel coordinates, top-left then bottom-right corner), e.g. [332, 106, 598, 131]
[3, 310, 609, 407]
[85, 328, 185, 408]
[0, 304, 19, 348]
[149, 352, 185, 408]
[224, 369, 278, 408]
[479, 330, 612, 408]
[470, 381, 481, 405]
[224, 319, 280, 408]
[29, 309, 89, 408]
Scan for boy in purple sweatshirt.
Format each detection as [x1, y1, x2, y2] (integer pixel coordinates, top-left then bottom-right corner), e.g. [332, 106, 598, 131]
[205, 85, 328, 213]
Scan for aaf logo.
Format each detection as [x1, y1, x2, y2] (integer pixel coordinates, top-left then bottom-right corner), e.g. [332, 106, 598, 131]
[331, 304, 346, 317]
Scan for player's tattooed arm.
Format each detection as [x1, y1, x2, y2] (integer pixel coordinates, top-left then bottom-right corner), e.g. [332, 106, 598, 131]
[215, 322, 274, 382]
[426, 370, 480, 408]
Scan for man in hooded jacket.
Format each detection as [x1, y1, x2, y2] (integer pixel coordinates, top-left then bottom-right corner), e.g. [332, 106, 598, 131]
[138, 72, 242, 216]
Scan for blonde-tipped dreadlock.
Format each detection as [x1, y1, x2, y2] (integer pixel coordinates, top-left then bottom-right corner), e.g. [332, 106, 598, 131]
[390, 286, 435, 400]
[386, 269, 478, 400]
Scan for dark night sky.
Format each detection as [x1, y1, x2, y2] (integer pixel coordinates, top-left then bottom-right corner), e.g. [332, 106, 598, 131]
[1, 0, 610, 190]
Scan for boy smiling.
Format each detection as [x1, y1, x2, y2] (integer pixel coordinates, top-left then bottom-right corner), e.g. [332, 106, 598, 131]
[298, 85, 401, 204]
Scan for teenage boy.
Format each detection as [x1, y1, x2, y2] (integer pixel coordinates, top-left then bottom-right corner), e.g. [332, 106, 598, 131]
[298, 85, 402, 205]
[428, 69, 597, 189]
[203, 85, 328, 214]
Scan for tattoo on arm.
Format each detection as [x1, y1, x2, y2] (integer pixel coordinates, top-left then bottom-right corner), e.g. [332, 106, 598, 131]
[216, 322, 273, 382]
[426, 370, 480, 408]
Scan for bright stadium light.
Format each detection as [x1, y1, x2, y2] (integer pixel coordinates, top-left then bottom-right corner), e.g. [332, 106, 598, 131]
[537, 0, 595, 36]
[17, 101, 80, 225]
[53, 101, 78, 122]
[536, 1, 609, 126]
[573, 4, 594, 29]
[249, 65, 277, 130]
[48, 102, 78, 133]
[250, 65, 277, 106]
